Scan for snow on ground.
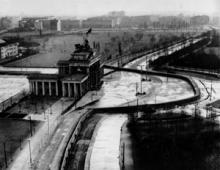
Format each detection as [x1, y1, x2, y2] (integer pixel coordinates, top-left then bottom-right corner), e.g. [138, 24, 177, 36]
[95, 72, 161, 107]
[147, 76, 194, 104]
[95, 70, 194, 107]
[0, 75, 29, 102]
[89, 115, 127, 170]
[0, 66, 58, 74]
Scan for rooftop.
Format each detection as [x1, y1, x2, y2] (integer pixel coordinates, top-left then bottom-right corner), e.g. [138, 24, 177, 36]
[28, 73, 59, 80]
[61, 74, 88, 82]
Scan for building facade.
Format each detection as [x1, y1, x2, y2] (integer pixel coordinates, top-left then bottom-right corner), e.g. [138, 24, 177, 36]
[82, 17, 113, 28]
[0, 39, 19, 59]
[28, 40, 102, 100]
[60, 19, 81, 31]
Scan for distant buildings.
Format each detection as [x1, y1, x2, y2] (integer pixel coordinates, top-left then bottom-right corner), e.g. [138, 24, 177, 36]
[82, 17, 112, 28]
[19, 17, 47, 31]
[28, 39, 102, 99]
[108, 11, 125, 18]
[60, 19, 81, 31]
[17, 13, 211, 32]
[211, 16, 220, 26]
[120, 15, 151, 28]
[0, 17, 12, 30]
[0, 39, 18, 59]
[190, 15, 210, 26]
[41, 19, 60, 31]
[19, 17, 60, 31]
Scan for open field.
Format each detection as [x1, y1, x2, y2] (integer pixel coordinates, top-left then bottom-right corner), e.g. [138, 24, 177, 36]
[0, 119, 41, 169]
[5, 31, 187, 68]
[0, 75, 29, 103]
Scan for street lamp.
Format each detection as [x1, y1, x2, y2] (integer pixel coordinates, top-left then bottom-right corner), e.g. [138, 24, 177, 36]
[91, 92, 95, 102]
[27, 139, 32, 165]
[29, 116, 32, 137]
[61, 99, 64, 113]
[50, 104, 52, 115]
[47, 115, 50, 137]
[138, 64, 143, 94]
[210, 80, 213, 101]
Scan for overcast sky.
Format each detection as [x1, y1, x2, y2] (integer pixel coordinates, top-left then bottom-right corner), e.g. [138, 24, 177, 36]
[0, 0, 219, 17]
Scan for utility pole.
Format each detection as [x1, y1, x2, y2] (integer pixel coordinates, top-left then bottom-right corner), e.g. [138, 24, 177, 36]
[43, 110, 46, 120]
[28, 139, 32, 165]
[136, 82, 138, 95]
[122, 143, 125, 170]
[140, 66, 143, 94]
[47, 115, 50, 137]
[194, 103, 197, 117]
[50, 104, 52, 115]
[29, 116, 32, 137]
[210, 80, 213, 101]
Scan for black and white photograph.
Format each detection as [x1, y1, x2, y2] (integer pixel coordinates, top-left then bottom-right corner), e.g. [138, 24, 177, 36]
[0, 0, 219, 170]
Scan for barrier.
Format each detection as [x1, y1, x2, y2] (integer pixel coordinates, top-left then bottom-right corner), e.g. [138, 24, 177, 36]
[50, 109, 94, 170]
[55, 35, 209, 170]
[99, 66, 201, 113]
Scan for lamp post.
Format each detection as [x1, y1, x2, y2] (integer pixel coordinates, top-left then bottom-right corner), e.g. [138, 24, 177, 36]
[210, 80, 213, 101]
[61, 99, 64, 113]
[27, 139, 32, 165]
[29, 116, 32, 137]
[50, 104, 52, 115]
[91, 92, 95, 102]
[136, 82, 138, 95]
[138, 65, 143, 94]
[47, 115, 50, 137]
[43, 110, 46, 120]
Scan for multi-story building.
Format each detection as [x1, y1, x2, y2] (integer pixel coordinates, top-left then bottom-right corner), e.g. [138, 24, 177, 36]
[120, 15, 151, 28]
[19, 17, 47, 31]
[190, 15, 210, 26]
[28, 39, 102, 100]
[82, 17, 112, 28]
[0, 39, 19, 59]
[60, 19, 81, 31]
[41, 19, 60, 31]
